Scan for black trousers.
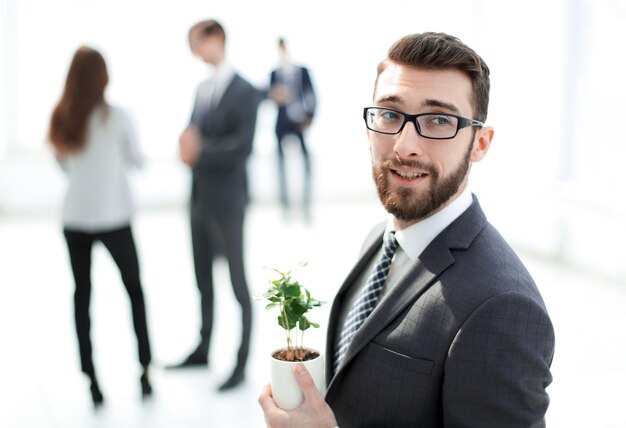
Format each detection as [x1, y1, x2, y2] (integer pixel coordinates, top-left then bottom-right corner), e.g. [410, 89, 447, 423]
[276, 129, 312, 212]
[63, 225, 152, 375]
[190, 203, 251, 372]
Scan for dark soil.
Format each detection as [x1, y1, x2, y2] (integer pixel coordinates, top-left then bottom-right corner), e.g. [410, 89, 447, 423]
[272, 348, 320, 362]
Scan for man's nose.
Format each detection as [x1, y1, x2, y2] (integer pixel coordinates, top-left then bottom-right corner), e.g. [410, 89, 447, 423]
[393, 120, 425, 158]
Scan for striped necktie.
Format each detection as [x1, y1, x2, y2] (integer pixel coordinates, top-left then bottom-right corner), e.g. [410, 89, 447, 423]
[334, 231, 398, 373]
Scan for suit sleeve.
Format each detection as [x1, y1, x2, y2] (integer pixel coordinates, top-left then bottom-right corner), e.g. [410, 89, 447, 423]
[443, 291, 555, 428]
[301, 67, 317, 119]
[196, 83, 259, 170]
[269, 70, 277, 90]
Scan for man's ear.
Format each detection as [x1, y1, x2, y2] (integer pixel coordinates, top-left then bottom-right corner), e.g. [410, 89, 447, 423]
[470, 126, 494, 162]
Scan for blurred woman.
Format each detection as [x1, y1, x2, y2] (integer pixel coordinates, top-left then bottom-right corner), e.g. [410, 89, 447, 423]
[48, 46, 152, 406]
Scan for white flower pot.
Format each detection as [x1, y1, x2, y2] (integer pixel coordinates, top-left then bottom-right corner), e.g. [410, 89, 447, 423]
[270, 348, 325, 410]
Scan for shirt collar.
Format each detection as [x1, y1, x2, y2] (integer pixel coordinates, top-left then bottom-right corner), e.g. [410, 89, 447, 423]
[386, 185, 473, 260]
[211, 61, 235, 101]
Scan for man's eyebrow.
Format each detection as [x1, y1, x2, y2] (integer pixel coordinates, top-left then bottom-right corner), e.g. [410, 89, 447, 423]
[375, 95, 402, 104]
[375, 96, 462, 114]
[422, 99, 460, 113]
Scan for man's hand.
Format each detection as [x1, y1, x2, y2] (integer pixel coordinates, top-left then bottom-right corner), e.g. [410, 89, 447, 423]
[268, 85, 289, 105]
[300, 117, 312, 132]
[179, 125, 201, 166]
[258, 363, 337, 428]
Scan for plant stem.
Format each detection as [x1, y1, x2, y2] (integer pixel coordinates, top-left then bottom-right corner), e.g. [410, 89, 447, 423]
[280, 304, 293, 360]
[300, 328, 305, 360]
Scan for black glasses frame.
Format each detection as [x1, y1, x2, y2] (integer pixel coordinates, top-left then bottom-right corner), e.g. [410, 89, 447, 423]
[363, 106, 484, 140]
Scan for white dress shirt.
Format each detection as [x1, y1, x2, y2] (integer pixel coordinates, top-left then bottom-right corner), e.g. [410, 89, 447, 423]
[57, 104, 143, 232]
[196, 61, 235, 110]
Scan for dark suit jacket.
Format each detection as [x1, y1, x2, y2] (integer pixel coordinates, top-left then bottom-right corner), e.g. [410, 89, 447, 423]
[190, 73, 260, 212]
[270, 65, 316, 135]
[325, 196, 555, 428]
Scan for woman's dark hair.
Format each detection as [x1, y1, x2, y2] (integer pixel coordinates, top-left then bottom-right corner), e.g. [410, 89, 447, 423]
[48, 46, 109, 153]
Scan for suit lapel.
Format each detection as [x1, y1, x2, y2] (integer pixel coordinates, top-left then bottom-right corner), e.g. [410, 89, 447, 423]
[327, 196, 487, 388]
[328, 247, 453, 389]
[197, 74, 239, 133]
[325, 222, 385, 383]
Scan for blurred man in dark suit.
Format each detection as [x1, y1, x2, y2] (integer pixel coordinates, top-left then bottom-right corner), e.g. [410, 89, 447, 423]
[171, 19, 259, 392]
[268, 37, 317, 222]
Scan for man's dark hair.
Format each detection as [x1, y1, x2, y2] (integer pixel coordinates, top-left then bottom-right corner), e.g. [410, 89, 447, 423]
[188, 19, 226, 49]
[376, 32, 490, 122]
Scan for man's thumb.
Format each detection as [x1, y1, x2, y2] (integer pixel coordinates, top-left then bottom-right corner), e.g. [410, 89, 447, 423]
[293, 363, 317, 398]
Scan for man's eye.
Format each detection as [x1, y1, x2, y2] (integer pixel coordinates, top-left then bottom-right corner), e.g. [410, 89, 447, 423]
[429, 115, 452, 126]
[381, 110, 401, 121]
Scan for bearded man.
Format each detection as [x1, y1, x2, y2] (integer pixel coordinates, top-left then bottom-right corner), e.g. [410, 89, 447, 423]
[260, 32, 555, 428]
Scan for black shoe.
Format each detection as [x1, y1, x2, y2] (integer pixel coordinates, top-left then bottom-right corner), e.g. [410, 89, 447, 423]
[165, 351, 208, 369]
[217, 371, 245, 392]
[140, 371, 153, 398]
[90, 381, 104, 407]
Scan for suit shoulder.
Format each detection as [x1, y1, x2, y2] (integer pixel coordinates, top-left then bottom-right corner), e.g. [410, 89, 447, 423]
[357, 221, 386, 256]
[456, 223, 545, 304]
[231, 75, 261, 99]
[366, 220, 386, 239]
[232, 74, 255, 89]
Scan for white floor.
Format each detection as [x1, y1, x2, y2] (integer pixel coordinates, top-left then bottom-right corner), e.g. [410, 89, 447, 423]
[1, 200, 625, 428]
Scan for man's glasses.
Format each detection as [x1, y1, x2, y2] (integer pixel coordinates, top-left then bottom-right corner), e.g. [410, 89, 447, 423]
[363, 107, 484, 140]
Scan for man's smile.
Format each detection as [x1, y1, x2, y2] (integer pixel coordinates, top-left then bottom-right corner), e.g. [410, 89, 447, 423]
[389, 166, 429, 184]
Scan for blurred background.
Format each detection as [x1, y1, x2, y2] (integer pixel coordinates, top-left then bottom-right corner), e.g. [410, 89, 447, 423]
[1, 0, 625, 427]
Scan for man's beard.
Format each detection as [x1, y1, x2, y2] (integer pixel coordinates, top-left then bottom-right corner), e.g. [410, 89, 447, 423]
[373, 143, 472, 222]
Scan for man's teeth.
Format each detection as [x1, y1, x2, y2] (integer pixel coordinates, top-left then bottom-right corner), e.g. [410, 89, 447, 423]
[395, 170, 426, 179]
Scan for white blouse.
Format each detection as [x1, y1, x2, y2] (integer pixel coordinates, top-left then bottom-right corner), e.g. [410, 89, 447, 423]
[57, 105, 143, 232]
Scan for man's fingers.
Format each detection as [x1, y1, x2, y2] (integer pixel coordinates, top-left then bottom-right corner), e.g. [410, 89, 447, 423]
[258, 383, 276, 412]
[293, 363, 320, 403]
